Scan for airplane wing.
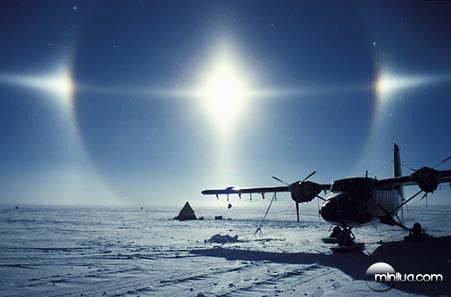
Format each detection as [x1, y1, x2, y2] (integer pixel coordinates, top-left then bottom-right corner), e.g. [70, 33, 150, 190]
[202, 180, 330, 223]
[440, 170, 451, 183]
[202, 186, 289, 196]
[374, 168, 451, 193]
[202, 181, 331, 202]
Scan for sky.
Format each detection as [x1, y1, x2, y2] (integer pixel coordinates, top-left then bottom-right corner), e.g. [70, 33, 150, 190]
[1, 0, 451, 207]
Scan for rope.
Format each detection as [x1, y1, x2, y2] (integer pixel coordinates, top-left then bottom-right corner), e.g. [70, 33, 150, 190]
[254, 192, 277, 239]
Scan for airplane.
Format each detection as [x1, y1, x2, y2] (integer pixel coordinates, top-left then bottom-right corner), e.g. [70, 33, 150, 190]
[201, 144, 451, 250]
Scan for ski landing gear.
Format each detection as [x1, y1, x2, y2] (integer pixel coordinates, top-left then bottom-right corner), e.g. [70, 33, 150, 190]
[404, 222, 432, 242]
[322, 225, 342, 243]
[330, 227, 365, 252]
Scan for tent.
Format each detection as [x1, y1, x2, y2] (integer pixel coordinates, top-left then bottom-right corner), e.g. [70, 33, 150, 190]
[174, 201, 197, 221]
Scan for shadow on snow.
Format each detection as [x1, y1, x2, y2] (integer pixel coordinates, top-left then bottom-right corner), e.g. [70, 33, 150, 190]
[190, 236, 451, 296]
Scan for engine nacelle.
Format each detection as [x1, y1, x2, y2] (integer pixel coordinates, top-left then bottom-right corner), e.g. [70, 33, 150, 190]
[412, 167, 440, 193]
[290, 181, 321, 203]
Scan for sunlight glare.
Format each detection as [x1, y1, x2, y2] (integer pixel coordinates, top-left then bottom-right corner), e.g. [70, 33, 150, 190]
[0, 68, 74, 107]
[375, 70, 437, 102]
[197, 49, 252, 132]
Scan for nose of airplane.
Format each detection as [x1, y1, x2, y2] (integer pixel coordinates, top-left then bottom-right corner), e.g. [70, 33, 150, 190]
[320, 197, 339, 223]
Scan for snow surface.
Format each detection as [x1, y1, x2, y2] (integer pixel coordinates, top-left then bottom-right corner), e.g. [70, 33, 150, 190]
[0, 203, 450, 296]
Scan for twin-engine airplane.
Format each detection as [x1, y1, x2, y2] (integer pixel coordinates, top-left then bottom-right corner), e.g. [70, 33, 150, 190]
[202, 144, 451, 249]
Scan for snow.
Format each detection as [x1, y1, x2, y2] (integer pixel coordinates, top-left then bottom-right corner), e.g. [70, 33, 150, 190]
[0, 204, 450, 296]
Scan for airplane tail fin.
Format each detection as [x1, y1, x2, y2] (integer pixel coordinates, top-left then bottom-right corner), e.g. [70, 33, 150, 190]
[394, 143, 405, 219]
[394, 143, 402, 178]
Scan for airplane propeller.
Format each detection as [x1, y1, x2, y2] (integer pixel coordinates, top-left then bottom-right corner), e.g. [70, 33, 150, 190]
[273, 171, 318, 223]
[432, 155, 451, 169]
[295, 171, 317, 222]
[390, 154, 451, 216]
[272, 175, 300, 221]
[296, 201, 300, 223]
[400, 154, 451, 194]
[402, 154, 451, 172]
[302, 171, 317, 183]
[272, 176, 289, 185]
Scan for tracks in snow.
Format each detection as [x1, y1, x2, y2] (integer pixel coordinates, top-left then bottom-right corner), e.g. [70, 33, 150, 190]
[3, 248, 350, 297]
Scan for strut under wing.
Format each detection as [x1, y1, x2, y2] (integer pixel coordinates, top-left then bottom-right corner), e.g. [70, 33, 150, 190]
[201, 186, 289, 196]
[202, 181, 331, 199]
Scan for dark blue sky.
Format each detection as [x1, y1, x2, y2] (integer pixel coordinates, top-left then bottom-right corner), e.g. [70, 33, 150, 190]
[1, 1, 450, 206]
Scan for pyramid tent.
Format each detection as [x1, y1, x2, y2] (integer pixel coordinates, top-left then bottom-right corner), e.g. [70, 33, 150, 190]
[175, 201, 197, 221]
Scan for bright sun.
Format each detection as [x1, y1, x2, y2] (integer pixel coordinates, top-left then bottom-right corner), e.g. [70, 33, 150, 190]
[374, 71, 410, 100]
[0, 68, 74, 108]
[197, 50, 252, 132]
[375, 70, 438, 102]
[51, 69, 74, 102]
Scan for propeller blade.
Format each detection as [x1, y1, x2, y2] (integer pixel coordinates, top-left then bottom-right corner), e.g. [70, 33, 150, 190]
[301, 171, 317, 183]
[420, 192, 428, 201]
[401, 162, 417, 172]
[272, 176, 289, 186]
[296, 202, 300, 222]
[433, 155, 451, 169]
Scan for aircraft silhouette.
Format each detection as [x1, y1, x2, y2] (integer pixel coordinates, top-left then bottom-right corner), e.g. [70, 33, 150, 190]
[202, 144, 451, 249]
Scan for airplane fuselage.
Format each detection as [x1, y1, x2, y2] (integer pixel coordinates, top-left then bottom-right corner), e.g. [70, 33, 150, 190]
[202, 143, 451, 241]
[319, 177, 401, 227]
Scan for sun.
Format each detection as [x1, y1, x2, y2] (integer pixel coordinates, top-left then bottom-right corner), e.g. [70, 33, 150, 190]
[50, 69, 74, 103]
[374, 71, 413, 100]
[0, 67, 74, 108]
[197, 49, 252, 132]
[32, 68, 75, 107]
[374, 70, 439, 101]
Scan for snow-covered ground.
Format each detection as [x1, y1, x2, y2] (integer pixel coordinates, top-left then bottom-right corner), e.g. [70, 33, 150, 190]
[1, 203, 450, 296]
